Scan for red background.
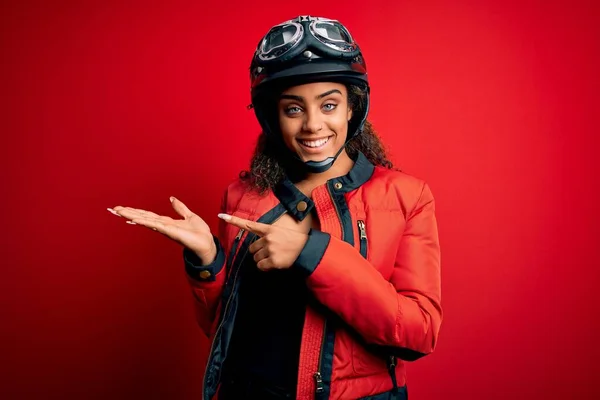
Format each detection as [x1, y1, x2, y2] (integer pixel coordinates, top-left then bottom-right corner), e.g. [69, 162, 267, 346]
[2, 0, 599, 398]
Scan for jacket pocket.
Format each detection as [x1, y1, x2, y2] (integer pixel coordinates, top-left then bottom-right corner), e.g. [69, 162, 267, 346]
[351, 338, 389, 377]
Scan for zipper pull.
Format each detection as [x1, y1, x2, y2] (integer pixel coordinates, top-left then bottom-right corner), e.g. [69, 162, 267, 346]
[358, 220, 367, 239]
[314, 372, 324, 394]
[387, 355, 399, 394]
[235, 228, 245, 240]
[388, 355, 397, 370]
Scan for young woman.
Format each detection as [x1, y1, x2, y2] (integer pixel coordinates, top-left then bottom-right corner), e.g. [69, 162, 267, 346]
[110, 15, 442, 400]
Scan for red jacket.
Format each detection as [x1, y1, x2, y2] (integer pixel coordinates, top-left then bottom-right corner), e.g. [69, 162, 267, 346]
[184, 152, 442, 400]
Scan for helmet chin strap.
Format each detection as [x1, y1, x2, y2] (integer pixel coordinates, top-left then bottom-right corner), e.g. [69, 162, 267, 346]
[301, 144, 347, 173]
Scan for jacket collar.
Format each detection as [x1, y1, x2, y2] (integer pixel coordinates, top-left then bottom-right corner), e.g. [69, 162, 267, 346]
[273, 151, 375, 221]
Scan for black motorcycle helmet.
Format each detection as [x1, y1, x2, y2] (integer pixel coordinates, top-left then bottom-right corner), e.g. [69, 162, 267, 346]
[249, 16, 370, 174]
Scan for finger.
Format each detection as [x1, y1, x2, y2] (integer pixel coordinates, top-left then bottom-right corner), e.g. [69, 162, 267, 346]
[218, 214, 270, 236]
[256, 258, 273, 271]
[113, 206, 160, 220]
[253, 247, 269, 264]
[130, 216, 178, 237]
[170, 196, 194, 219]
[125, 207, 161, 218]
[107, 208, 122, 217]
[248, 237, 266, 254]
[119, 208, 174, 225]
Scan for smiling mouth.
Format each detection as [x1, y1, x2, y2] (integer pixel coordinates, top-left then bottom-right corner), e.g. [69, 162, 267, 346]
[298, 136, 332, 149]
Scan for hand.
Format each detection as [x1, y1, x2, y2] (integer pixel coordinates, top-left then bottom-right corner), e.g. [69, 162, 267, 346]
[107, 197, 217, 265]
[218, 213, 308, 271]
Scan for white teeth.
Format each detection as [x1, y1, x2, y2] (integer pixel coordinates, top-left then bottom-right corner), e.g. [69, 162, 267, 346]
[300, 137, 330, 148]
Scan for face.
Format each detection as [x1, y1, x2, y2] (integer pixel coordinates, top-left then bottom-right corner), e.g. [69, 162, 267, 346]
[277, 82, 352, 162]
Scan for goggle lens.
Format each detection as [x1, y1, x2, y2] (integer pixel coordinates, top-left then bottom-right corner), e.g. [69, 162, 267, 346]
[311, 21, 356, 52]
[259, 23, 302, 60]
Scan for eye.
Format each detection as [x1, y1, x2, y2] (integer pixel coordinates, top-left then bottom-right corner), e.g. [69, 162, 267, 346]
[323, 103, 337, 112]
[284, 106, 302, 115]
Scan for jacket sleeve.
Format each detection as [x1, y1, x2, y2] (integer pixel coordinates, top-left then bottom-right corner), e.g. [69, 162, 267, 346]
[293, 182, 442, 360]
[183, 190, 230, 338]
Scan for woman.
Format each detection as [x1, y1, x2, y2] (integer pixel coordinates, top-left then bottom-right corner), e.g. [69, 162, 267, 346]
[109, 16, 441, 400]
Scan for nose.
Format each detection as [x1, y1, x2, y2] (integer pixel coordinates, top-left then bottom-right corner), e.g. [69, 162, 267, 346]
[302, 109, 323, 133]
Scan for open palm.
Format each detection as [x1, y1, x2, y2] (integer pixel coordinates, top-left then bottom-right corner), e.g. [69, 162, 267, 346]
[108, 197, 216, 264]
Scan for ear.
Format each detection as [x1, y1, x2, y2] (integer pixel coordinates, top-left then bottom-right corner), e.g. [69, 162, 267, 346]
[347, 106, 353, 121]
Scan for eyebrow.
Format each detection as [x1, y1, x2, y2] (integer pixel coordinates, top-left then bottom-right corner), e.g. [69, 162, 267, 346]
[279, 89, 342, 102]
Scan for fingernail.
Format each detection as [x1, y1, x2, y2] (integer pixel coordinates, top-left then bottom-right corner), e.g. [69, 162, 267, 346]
[126, 221, 137, 225]
[107, 208, 121, 217]
[170, 196, 175, 203]
[218, 213, 232, 221]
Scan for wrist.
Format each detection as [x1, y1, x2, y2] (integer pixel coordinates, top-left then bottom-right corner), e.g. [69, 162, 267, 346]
[196, 241, 218, 266]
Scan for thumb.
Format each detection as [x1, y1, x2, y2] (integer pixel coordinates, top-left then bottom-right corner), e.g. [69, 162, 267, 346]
[170, 196, 194, 219]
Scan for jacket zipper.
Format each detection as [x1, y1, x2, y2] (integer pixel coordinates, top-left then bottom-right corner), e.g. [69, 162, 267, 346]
[357, 220, 368, 259]
[313, 184, 346, 397]
[226, 228, 245, 280]
[203, 210, 288, 400]
[313, 320, 327, 395]
[202, 228, 245, 399]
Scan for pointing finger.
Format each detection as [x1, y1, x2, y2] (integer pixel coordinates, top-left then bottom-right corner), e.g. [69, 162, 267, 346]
[218, 214, 270, 236]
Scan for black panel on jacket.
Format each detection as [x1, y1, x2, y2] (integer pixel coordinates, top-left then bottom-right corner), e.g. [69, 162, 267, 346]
[223, 252, 308, 395]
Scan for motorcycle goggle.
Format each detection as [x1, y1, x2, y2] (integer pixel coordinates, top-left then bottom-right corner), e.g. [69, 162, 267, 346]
[257, 18, 359, 62]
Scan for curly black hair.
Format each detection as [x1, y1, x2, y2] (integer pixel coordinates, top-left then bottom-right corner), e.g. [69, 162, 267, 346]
[240, 84, 395, 193]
